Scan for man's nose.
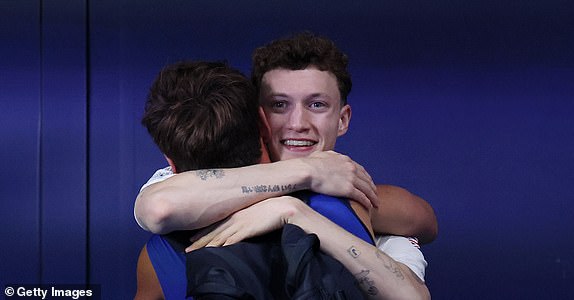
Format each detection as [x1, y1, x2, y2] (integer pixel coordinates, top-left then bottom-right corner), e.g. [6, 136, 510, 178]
[286, 105, 310, 132]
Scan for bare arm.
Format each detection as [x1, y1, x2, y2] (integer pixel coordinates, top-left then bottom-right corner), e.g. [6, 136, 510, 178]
[289, 202, 430, 300]
[135, 245, 164, 300]
[187, 196, 429, 299]
[135, 151, 378, 234]
[371, 185, 438, 244]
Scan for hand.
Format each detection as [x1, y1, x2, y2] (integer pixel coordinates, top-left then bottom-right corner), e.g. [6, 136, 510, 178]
[302, 151, 378, 209]
[185, 196, 299, 252]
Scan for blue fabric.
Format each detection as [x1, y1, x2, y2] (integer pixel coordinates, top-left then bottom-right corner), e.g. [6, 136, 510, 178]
[147, 192, 372, 299]
[306, 193, 374, 244]
[187, 224, 364, 299]
[146, 234, 190, 300]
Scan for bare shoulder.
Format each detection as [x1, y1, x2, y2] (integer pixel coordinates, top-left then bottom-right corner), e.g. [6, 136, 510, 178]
[135, 245, 164, 300]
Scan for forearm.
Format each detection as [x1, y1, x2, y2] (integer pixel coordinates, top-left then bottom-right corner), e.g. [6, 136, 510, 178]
[286, 200, 430, 299]
[372, 185, 438, 244]
[135, 151, 379, 234]
[135, 160, 312, 234]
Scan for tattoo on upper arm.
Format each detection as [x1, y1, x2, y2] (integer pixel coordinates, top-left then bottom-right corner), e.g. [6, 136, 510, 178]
[241, 184, 297, 194]
[375, 249, 405, 280]
[195, 169, 225, 181]
[354, 270, 379, 296]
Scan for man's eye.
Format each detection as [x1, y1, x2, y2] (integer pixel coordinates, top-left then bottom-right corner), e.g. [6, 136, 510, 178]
[272, 101, 286, 109]
[310, 102, 326, 108]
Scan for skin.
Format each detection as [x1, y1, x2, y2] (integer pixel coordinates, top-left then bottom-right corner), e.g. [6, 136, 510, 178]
[135, 67, 436, 299]
[259, 67, 437, 242]
[135, 148, 379, 234]
[184, 67, 431, 299]
[135, 246, 163, 300]
[259, 68, 351, 162]
[188, 195, 430, 299]
[135, 150, 378, 300]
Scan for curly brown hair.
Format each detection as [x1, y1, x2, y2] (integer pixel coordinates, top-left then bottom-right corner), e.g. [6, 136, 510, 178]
[251, 32, 352, 105]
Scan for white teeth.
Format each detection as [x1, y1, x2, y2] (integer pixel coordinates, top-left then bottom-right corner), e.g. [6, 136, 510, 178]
[283, 140, 315, 146]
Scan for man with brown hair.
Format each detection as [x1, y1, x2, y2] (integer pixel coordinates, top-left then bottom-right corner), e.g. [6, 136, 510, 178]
[141, 60, 262, 172]
[136, 32, 433, 299]
[136, 60, 375, 299]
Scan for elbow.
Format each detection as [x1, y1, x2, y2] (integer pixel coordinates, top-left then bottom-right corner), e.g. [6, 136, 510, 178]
[407, 285, 431, 300]
[389, 282, 431, 300]
[407, 282, 431, 300]
[135, 192, 174, 235]
[143, 203, 173, 235]
[418, 204, 439, 244]
[427, 214, 439, 243]
[398, 289, 431, 300]
[407, 191, 439, 245]
[370, 279, 431, 300]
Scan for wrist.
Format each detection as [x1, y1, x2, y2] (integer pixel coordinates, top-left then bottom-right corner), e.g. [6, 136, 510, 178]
[279, 196, 306, 225]
[297, 158, 314, 190]
[282, 197, 317, 231]
[279, 158, 312, 191]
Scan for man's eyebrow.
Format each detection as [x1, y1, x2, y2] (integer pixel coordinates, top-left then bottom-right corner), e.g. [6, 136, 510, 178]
[309, 93, 328, 98]
[305, 93, 332, 100]
[265, 92, 290, 98]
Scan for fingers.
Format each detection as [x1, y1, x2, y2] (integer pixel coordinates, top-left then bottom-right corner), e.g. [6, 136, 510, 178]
[354, 163, 379, 208]
[343, 156, 378, 208]
[185, 217, 252, 252]
[307, 151, 379, 208]
[186, 231, 215, 253]
[186, 233, 236, 253]
[349, 176, 378, 209]
[186, 221, 230, 252]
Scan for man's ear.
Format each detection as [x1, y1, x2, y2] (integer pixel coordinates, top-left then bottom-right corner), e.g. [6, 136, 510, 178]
[337, 104, 352, 137]
[164, 155, 178, 174]
[258, 106, 271, 143]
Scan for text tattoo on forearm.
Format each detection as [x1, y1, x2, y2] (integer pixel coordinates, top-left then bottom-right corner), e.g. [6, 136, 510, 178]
[241, 184, 297, 194]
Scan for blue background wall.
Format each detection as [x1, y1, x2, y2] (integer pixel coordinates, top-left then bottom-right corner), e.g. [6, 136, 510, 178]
[1, 0, 572, 299]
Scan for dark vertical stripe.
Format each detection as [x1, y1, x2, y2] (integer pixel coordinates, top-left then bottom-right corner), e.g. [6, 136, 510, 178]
[85, 0, 91, 285]
[37, 0, 44, 284]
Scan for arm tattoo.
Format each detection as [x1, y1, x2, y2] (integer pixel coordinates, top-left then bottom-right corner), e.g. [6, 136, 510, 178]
[375, 249, 405, 280]
[354, 270, 379, 296]
[241, 183, 297, 194]
[195, 169, 225, 181]
[348, 245, 361, 258]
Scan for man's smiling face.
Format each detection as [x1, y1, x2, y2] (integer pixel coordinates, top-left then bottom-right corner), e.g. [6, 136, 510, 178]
[259, 67, 351, 161]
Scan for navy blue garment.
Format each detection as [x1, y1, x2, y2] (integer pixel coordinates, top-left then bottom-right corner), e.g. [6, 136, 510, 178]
[185, 192, 372, 299]
[187, 223, 366, 300]
[281, 223, 365, 299]
[147, 192, 373, 299]
[186, 231, 285, 299]
[146, 234, 191, 299]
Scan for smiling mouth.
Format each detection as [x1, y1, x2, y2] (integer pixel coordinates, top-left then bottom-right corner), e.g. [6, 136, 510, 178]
[282, 139, 317, 147]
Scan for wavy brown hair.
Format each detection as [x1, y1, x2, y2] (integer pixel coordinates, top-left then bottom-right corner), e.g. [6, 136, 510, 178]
[142, 61, 261, 172]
